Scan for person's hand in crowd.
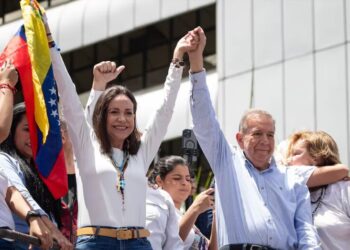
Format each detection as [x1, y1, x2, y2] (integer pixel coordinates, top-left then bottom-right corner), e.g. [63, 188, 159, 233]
[41, 216, 73, 250]
[187, 26, 206, 73]
[27, 217, 52, 250]
[0, 59, 18, 88]
[191, 188, 215, 214]
[173, 28, 200, 61]
[92, 61, 125, 91]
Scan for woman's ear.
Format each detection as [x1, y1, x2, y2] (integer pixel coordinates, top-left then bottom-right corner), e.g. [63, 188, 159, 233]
[155, 175, 163, 188]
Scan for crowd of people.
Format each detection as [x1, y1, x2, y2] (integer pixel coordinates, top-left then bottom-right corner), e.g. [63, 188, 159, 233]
[0, 18, 349, 250]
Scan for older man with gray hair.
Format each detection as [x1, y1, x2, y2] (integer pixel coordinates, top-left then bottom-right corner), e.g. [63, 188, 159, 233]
[187, 26, 320, 250]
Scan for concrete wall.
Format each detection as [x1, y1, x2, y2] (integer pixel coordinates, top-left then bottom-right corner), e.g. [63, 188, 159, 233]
[217, 0, 350, 164]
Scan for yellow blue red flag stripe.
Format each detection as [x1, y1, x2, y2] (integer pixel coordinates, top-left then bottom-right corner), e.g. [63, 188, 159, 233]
[0, 0, 67, 199]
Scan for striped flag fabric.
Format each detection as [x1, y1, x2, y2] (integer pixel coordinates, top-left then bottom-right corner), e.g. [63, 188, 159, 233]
[0, 0, 67, 199]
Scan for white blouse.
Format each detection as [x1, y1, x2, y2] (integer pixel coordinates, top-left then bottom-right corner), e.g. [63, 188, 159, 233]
[51, 47, 183, 228]
[312, 181, 350, 250]
[146, 187, 183, 250]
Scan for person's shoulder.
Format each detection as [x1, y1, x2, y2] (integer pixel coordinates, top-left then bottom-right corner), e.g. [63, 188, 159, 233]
[0, 152, 17, 167]
[285, 165, 315, 180]
[146, 186, 171, 210]
[0, 151, 13, 160]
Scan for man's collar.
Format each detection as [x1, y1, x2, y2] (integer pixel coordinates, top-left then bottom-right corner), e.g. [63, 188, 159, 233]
[238, 149, 276, 173]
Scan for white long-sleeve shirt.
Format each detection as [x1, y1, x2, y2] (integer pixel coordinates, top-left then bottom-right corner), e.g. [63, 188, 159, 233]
[50, 47, 183, 228]
[190, 71, 320, 249]
[146, 187, 183, 250]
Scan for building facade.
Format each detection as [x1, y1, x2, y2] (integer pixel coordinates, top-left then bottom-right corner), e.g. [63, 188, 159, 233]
[1, 0, 349, 166]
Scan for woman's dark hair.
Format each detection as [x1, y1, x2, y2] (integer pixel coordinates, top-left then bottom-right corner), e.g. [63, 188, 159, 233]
[0, 102, 62, 227]
[148, 155, 189, 184]
[92, 85, 141, 155]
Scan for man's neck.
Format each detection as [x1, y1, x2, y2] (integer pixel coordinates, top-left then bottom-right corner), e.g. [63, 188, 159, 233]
[243, 152, 271, 171]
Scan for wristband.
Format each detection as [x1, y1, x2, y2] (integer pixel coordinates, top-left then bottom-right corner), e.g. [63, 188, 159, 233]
[0, 83, 17, 94]
[48, 40, 56, 48]
[25, 210, 41, 225]
[171, 58, 185, 68]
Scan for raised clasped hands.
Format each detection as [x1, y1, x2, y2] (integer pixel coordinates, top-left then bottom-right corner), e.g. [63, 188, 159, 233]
[174, 26, 206, 72]
[173, 27, 201, 60]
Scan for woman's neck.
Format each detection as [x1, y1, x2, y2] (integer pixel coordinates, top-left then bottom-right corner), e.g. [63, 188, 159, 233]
[309, 185, 327, 193]
[111, 140, 124, 150]
[174, 201, 182, 210]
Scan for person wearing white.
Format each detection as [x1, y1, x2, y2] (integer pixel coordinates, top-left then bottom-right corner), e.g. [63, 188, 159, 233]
[286, 130, 350, 250]
[0, 171, 53, 250]
[48, 22, 199, 248]
[0, 171, 15, 230]
[150, 155, 216, 250]
[310, 181, 350, 249]
[146, 187, 183, 250]
[85, 67, 184, 250]
[84, 67, 184, 250]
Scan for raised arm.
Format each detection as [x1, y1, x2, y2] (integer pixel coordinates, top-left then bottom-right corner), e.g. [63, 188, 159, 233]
[43, 19, 95, 171]
[0, 60, 18, 143]
[188, 27, 231, 172]
[140, 30, 199, 169]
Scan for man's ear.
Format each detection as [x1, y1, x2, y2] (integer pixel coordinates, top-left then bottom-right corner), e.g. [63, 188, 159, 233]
[236, 132, 244, 149]
[155, 175, 163, 188]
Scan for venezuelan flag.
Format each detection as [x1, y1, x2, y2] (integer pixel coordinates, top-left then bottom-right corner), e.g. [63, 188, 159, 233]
[0, 0, 67, 199]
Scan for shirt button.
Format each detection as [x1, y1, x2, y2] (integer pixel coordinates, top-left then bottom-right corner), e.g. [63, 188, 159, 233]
[194, 79, 198, 83]
[269, 237, 272, 240]
[261, 187, 265, 190]
[279, 187, 283, 190]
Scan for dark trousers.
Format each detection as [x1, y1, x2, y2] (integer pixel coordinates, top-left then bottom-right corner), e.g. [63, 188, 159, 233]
[220, 243, 275, 250]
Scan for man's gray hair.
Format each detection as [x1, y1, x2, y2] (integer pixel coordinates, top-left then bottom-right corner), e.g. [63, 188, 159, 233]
[238, 109, 275, 133]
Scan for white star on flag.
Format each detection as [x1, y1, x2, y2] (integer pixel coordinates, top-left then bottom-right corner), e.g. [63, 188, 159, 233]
[48, 98, 56, 106]
[51, 109, 58, 118]
[49, 87, 56, 95]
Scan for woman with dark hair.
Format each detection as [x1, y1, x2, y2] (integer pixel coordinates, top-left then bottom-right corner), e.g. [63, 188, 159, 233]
[0, 103, 72, 250]
[47, 21, 200, 248]
[148, 155, 217, 250]
[286, 130, 350, 249]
